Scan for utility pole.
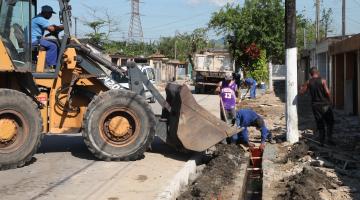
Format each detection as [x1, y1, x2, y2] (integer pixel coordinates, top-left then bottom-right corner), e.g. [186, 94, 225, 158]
[342, 0, 346, 36]
[304, 28, 307, 49]
[285, 0, 299, 144]
[74, 17, 78, 38]
[175, 41, 177, 60]
[316, 0, 320, 42]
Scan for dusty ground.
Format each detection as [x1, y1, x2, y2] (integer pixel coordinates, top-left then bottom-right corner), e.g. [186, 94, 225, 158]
[245, 91, 360, 200]
[177, 144, 245, 200]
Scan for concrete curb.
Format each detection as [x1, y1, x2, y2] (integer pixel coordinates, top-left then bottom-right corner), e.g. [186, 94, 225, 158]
[262, 144, 279, 200]
[222, 152, 250, 200]
[155, 153, 203, 200]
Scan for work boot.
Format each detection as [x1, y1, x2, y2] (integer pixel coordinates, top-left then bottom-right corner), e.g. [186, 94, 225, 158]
[44, 65, 56, 73]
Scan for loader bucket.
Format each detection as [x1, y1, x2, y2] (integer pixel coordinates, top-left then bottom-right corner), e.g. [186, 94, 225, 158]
[163, 83, 240, 152]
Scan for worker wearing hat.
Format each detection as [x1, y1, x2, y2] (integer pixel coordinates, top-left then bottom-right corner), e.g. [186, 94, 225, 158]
[216, 73, 239, 143]
[32, 5, 64, 71]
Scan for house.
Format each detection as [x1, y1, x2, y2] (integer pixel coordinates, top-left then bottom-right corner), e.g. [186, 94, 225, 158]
[149, 53, 188, 83]
[329, 34, 360, 116]
[299, 36, 344, 89]
[298, 35, 360, 117]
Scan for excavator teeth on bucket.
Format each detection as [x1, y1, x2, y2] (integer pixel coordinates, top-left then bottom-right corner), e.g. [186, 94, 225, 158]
[163, 83, 240, 152]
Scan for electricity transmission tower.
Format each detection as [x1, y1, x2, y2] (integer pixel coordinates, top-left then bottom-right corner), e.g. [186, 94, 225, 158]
[128, 0, 144, 42]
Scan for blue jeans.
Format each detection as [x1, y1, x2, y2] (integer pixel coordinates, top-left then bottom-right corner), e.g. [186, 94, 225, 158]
[250, 82, 257, 99]
[32, 39, 58, 67]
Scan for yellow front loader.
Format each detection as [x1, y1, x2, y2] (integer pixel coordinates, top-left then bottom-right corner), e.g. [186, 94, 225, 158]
[0, 0, 239, 170]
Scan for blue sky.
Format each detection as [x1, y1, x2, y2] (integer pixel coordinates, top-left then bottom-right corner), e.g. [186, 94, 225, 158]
[39, 0, 360, 41]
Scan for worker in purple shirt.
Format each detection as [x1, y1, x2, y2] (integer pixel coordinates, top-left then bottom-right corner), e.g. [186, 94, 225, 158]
[244, 77, 257, 99]
[215, 73, 238, 126]
[232, 109, 274, 150]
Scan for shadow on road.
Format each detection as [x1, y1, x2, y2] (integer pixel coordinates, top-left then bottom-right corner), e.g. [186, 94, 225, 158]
[37, 134, 99, 161]
[37, 134, 191, 162]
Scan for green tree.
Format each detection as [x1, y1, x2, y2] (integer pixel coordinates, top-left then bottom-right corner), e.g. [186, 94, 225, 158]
[103, 41, 157, 57]
[320, 8, 333, 38]
[85, 20, 106, 45]
[82, 5, 120, 45]
[157, 28, 211, 65]
[209, 0, 285, 65]
[248, 50, 268, 83]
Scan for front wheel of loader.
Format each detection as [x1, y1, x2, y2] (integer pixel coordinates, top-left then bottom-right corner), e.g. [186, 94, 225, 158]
[82, 90, 156, 161]
[0, 89, 43, 170]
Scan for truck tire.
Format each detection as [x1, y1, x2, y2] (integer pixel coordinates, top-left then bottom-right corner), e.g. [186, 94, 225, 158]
[0, 89, 43, 170]
[82, 90, 156, 161]
[195, 85, 204, 94]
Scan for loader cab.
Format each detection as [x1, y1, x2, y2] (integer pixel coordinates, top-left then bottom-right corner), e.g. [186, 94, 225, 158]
[0, 0, 36, 69]
[0, 0, 72, 77]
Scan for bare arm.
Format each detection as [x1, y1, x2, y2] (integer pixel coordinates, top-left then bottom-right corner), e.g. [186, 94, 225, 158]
[215, 81, 222, 95]
[47, 25, 64, 32]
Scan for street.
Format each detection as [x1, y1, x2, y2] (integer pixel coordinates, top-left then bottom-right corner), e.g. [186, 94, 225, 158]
[0, 93, 220, 200]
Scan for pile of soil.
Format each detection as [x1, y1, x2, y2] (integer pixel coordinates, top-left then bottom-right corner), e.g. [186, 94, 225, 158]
[286, 141, 309, 162]
[277, 166, 351, 200]
[177, 144, 245, 200]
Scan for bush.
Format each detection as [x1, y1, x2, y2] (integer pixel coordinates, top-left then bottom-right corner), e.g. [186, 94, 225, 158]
[248, 50, 269, 83]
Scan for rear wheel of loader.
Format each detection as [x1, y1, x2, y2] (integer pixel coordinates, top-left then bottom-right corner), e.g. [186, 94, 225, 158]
[83, 90, 156, 161]
[0, 89, 43, 170]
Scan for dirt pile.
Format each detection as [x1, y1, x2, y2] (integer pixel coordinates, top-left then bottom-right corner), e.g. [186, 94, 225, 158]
[246, 92, 360, 199]
[277, 166, 351, 200]
[177, 144, 245, 200]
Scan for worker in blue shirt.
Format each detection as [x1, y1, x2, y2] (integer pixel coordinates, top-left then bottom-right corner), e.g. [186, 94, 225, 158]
[232, 109, 274, 150]
[32, 5, 64, 70]
[244, 77, 257, 99]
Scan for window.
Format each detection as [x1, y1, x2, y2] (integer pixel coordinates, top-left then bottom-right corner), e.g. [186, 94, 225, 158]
[0, 0, 35, 67]
[146, 68, 156, 81]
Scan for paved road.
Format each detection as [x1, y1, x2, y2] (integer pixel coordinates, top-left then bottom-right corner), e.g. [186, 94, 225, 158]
[0, 92, 220, 200]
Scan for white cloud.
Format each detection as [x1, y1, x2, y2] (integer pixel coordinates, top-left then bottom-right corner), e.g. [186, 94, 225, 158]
[187, 0, 234, 7]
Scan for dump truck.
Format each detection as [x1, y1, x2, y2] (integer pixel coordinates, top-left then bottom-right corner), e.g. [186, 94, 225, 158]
[193, 50, 235, 93]
[0, 0, 240, 170]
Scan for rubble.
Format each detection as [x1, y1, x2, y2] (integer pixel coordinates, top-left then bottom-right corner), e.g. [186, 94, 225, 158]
[247, 92, 360, 200]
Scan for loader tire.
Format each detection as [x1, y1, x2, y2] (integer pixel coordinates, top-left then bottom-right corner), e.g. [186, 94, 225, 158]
[0, 89, 43, 170]
[83, 90, 156, 161]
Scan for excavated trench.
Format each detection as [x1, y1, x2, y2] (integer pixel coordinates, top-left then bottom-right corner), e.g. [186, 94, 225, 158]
[177, 144, 266, 200]
[244, 148, 263, 200]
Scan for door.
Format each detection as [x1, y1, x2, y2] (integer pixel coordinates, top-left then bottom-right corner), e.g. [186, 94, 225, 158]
[0, 0, 35, 69]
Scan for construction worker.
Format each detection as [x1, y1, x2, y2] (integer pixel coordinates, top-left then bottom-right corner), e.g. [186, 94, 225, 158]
[232, 109, 274, 150]
[243, 77, 257, 99]
[215, 73, 238, 126]
[300, 67, 335, 146]
[31, 5, 64, 70]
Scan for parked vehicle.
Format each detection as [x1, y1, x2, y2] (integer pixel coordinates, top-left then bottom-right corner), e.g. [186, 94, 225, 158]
[193, 50, 235, 93]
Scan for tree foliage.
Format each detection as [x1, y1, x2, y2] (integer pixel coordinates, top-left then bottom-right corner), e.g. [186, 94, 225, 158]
[296, 7, 333, 52]
[103, 41, 157, 57]
[82, 5, 120, 45]
[157, 28, 213, 62]
[247, 50, 268, 83]
[209, 0, 285, 65]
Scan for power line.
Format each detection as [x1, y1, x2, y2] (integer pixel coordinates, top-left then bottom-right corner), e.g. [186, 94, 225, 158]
[143, 11, 211, 31]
